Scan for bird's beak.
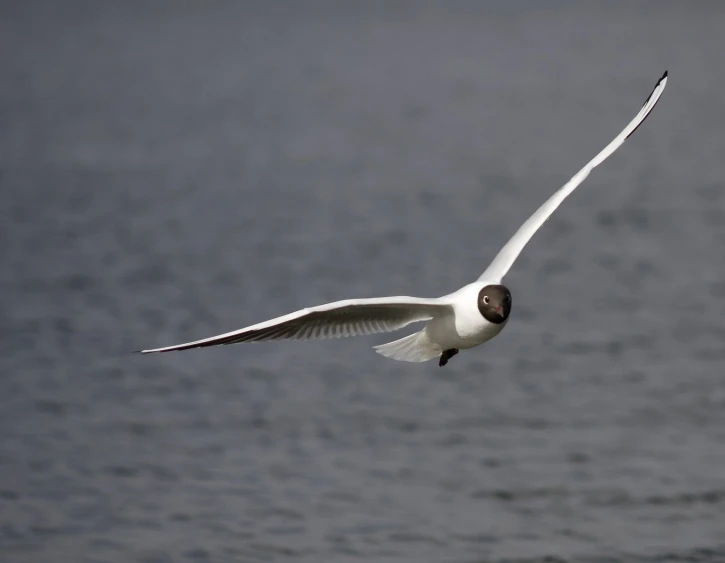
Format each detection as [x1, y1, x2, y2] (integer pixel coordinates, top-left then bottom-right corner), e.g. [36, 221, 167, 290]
[495, 305, 505, 318]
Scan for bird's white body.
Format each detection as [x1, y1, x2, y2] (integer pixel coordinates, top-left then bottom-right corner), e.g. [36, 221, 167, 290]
[140, 71, 668, 366]
[372, 281, 508, 363]
[430, 282, 508, 348]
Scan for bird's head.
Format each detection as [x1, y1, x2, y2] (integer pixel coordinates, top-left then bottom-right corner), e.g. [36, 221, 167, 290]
[477, 284, 512, 324]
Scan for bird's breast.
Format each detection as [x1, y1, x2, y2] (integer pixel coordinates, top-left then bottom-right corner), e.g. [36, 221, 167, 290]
[425, 313, 506, 350]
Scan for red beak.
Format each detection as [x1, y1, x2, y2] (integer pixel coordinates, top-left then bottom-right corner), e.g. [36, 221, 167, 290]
[495, 305, 504, 317]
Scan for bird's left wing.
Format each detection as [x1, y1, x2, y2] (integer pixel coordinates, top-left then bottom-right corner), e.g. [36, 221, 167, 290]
[478, 70, 668, 283]
[139, 296, 450, 353]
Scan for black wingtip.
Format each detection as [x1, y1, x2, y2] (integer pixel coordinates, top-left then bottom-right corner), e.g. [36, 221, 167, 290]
[625, 70, 669, 140]
[643, 70, 668, 106]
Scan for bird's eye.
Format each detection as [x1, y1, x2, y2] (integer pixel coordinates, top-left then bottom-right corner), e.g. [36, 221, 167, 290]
[504, 295, 510, 303]
[482, 296, 490, 305]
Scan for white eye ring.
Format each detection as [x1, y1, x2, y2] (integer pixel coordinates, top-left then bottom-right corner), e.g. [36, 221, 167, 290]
[482, 296, 490, 305]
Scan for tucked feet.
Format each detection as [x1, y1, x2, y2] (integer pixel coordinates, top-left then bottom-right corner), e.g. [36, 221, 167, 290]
[439, 348, 459, 367]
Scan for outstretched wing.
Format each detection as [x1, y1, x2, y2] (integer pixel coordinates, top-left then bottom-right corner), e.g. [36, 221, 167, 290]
[139, 296, 450, 353]
[479, 70, 668, 283]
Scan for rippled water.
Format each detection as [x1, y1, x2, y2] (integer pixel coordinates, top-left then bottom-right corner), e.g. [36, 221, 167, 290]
[3, 2, 725, 562]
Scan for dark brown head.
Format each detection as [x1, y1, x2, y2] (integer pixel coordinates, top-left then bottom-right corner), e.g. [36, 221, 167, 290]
[477, 284, 512, 324]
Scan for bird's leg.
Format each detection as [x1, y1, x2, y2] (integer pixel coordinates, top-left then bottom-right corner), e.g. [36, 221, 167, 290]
[439, 348, 459, 367]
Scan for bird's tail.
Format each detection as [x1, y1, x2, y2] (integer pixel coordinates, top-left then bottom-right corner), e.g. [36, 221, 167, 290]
[373, 330, 442, 363]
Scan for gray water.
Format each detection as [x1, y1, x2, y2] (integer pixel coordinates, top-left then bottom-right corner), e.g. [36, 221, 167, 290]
[3, 2, 725, 562]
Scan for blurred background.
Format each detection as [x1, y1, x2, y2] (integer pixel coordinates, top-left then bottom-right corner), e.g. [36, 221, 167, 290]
[2, 1, 725, 562]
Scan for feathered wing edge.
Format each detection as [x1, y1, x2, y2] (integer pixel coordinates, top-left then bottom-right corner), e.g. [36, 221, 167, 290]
[478, 70, 668, 283]
[139, 296, 452, 353]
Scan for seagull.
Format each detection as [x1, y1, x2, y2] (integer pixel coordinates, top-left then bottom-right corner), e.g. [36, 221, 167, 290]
[140, 71, 668, 367]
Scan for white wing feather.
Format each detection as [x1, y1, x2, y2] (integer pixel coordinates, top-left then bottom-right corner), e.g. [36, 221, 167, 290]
[479, 70, 668, 283]
[140, 296, 451, 353]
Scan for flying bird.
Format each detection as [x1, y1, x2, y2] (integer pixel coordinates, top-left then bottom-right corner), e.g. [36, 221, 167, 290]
[141, 71, 668, 367]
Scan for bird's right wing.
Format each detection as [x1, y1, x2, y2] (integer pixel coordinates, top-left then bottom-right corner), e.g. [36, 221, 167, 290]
[478, 70, 668, 283]
[139, 296, 451, 353]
